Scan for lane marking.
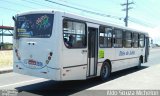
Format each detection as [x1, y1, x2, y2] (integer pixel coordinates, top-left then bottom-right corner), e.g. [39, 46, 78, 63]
[0, 78, 47, 88]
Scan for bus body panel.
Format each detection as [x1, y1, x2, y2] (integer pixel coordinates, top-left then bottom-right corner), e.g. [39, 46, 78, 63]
[112, 48, 145, 72]
[97, 48, 115, 76]
[61, 47, 88, 80]
[46, 11, 62, 69]
[13, 11, 62, 80]
[61, 65, 87, 80]
[13, 38, 51, 79]
[60, 13, 88, 80]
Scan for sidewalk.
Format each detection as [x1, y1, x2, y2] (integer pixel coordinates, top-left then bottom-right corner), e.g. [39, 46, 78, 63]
[0, 67, 13, 74]
[89, 64, 160, 90]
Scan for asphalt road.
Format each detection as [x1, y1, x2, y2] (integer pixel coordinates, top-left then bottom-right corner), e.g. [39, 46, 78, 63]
[0, 48, 160, 96]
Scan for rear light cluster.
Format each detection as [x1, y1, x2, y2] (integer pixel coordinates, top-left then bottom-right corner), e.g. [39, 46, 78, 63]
[46, 52, 53, 64]
[15, 49, 21, 60]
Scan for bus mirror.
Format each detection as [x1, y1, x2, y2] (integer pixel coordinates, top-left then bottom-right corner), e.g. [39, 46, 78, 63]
[12, 16, 19, 39]
[12, 16, 16, 22]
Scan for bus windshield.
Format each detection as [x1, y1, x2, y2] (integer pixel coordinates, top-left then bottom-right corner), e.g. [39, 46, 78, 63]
[16, 14, 53, 38]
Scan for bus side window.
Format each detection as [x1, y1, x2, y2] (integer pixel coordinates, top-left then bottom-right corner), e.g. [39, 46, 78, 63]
[64, 38, 69, 47]
[124, 31, 132, 48]
[139, 34, 145, 48]
[68, 35, 74, 47]
[114, 29, 123, 48]
[63, 19, 86, 48]
[99, 26, 112, 48]
[132, 33, 139, 48]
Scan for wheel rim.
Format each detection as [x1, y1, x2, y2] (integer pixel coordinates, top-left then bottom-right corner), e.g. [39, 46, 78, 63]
[102, 64, 108, 78]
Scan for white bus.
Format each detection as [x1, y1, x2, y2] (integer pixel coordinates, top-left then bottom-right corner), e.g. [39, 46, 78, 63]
[13, 10, 149, 81]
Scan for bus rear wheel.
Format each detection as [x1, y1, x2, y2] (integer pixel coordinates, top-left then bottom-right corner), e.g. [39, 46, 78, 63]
[100, 62, 111, 81]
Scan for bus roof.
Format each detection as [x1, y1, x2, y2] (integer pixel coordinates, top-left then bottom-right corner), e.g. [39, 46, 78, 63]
[16, 10, 149, 36]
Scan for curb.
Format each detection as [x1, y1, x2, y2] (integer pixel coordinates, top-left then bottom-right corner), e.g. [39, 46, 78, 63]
[0, 69, 13, 74]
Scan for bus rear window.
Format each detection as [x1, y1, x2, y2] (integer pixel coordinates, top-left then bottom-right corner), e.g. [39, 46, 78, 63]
[16, 14, 53, 38]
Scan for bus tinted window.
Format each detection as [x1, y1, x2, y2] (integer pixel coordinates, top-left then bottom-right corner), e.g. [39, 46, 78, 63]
[99, 26, 112, 48]
[124, 31, 132, 48]
[132, 33, 139, 48]
[63, 19, 86, 48]
[139, 34, 145, 47]
[114, 29, 123, 48]
[16, 14, 53, 38]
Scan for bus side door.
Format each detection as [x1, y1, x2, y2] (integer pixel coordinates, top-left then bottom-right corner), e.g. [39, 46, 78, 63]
[87, 23, 99, 77]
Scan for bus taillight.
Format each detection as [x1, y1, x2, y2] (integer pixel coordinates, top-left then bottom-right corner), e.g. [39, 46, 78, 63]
[15, 49, 21, 60]
[46, 52, 53, 64]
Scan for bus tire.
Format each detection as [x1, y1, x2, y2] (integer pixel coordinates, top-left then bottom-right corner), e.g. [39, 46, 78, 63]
[136, 57, 142, 69]
[100, 62, 111, 81]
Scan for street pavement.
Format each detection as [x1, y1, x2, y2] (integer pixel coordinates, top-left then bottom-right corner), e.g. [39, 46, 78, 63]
[89, 64, 160, 90]
[0, 48, 160, 96]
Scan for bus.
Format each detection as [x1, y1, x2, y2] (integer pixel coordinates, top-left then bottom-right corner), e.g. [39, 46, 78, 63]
[13, 10, 149, 81]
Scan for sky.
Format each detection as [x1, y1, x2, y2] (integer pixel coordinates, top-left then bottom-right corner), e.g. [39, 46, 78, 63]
[0, 0, 160, 44]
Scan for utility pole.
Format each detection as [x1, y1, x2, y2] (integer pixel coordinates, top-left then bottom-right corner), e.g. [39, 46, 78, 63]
[121, 0, 134, 27]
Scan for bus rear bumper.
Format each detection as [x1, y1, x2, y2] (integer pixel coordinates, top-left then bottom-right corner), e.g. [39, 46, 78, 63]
[13, 63, 61, 81]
